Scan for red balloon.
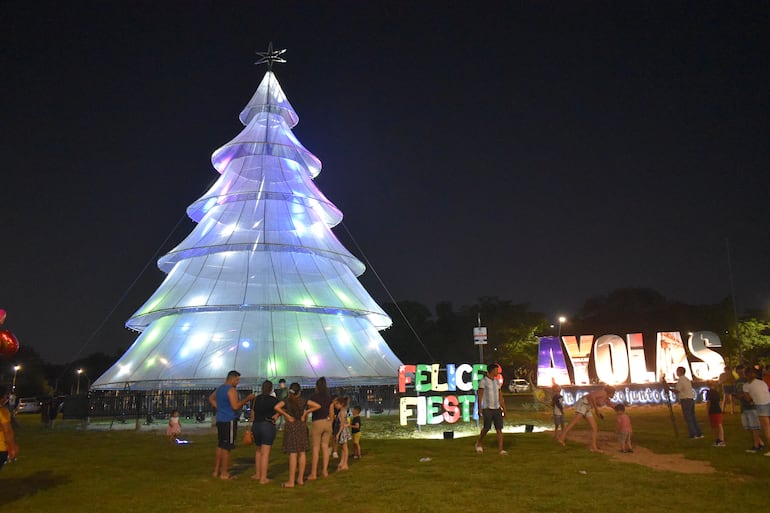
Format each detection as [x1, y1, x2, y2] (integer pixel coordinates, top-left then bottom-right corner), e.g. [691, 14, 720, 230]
[0, 329, 19, 357]
[0, 309, 5, 325]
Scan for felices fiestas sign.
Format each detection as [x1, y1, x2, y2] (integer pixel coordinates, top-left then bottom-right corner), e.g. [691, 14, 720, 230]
[537, 330, 725, 387]
[398, 364, 495, 426]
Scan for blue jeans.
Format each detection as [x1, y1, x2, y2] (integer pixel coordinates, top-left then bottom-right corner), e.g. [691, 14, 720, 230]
[680, 399, 702, 437]
[251, 420, 276, 446]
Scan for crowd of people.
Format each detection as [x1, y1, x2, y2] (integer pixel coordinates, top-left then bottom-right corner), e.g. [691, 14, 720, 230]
[663, 363, 770, 454]
[208, 372, 365, 487]
[3, 362, 769, 482]
[202, 361, 770, 483]
[548, 362, 770, 455]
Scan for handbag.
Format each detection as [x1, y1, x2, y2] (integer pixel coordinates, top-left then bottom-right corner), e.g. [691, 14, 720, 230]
[243, 429, 254, 445]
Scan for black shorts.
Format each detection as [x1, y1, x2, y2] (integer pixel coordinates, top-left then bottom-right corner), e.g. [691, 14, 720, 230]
[482, 408, 504, 431]
[216, 420, 238, 450]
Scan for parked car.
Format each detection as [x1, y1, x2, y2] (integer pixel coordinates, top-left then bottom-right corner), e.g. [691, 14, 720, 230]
[15, 397, 41, 414]
[508, 379, 531, 393]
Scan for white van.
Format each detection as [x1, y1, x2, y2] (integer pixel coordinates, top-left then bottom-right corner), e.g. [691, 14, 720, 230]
[15, 397, 41, 414]
[508, 379, 531, 393]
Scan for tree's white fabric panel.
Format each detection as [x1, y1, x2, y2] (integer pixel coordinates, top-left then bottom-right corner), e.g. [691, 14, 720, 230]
[93, 70, 400, 390]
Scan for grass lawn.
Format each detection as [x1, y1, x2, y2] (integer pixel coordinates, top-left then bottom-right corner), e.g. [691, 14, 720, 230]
[2, 402, 768, 513]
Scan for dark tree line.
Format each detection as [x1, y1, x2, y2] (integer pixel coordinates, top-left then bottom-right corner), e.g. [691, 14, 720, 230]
[0, 345, 121, 398]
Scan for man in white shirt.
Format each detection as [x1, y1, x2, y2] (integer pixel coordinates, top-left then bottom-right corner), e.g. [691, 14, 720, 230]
[674, 366, 703, 439]
[474, 363, 508, 456]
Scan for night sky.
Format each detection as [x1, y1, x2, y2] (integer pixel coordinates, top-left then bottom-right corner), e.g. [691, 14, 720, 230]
[2, 2, 768, 365]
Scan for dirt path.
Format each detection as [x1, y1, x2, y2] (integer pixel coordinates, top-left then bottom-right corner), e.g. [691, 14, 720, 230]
[564, 430, 715, 474]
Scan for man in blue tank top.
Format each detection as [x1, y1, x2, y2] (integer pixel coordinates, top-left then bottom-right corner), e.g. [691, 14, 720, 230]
[209, 370, 255, 479]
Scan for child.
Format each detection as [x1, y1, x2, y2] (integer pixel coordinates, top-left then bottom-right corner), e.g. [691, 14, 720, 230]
[551, 385, 564, 438]
[334, 396, 351, 471]
[351, 405, 362, 459]
[167, 409, 181, 441]
[274, 383, 321, 488]
[614, 404, 633, 453]
[706, 381, 725, 447]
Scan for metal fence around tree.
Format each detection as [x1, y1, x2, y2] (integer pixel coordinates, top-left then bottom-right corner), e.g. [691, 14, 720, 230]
[80, 385, 398, 424]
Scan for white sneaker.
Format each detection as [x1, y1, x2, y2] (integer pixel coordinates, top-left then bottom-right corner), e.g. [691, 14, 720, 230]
[474, 443, 483, 453]
[499, 450, 509, 456]
[332, 452, 339, 459]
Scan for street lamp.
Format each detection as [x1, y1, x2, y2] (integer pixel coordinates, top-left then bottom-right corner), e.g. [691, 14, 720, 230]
[12, 365, 21, 393]
[557, 316, 567, 339]
[76, 369, 84, 395]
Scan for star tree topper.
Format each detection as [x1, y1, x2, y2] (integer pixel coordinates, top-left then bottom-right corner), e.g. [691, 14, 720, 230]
[255, 42, 287, 70]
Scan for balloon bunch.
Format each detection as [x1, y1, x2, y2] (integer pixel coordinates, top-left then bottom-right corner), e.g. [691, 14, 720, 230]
[0, 309, 20, 357]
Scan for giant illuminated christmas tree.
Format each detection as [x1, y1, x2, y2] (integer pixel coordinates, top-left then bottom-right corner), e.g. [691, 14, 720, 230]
[93, 47, 402, 390]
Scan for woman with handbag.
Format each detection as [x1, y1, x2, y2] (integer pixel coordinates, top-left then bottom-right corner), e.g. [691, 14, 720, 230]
[248, 380, 280, 484]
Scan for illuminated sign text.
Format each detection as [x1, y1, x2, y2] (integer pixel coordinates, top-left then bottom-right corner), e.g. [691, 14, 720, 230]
[538, 330, 724, 387]
[398, 364, 493, 426]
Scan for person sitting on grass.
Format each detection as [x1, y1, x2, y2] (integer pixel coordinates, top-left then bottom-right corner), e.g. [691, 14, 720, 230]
[558, 385, 616, 452]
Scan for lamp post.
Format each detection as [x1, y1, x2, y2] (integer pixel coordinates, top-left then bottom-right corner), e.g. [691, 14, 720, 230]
[557, 316, 567, 339]
[12, 365, 21, 393]
[76, 369, 84, 395]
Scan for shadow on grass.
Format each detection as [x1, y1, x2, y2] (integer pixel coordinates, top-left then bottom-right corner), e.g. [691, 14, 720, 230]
[3, 470, 72, 503]
[231, 455, 290, 478]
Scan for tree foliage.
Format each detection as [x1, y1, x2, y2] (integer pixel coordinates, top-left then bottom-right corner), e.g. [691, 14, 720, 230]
[382, 297, 547, 373]
[737, 318, 770, 364]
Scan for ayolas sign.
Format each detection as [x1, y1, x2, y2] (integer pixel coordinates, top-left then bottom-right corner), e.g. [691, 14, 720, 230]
[537, 330, 725, 387]
[398, 364, 494, 426]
